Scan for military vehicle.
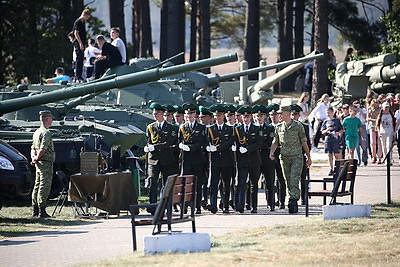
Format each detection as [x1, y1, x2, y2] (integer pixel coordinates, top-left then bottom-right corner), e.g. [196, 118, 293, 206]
[0, 53, 238, 196]
[332, 53, 400, 106]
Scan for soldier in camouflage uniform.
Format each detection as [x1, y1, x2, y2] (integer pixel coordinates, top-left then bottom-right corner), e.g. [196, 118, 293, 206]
[30, 110, 55, 218]
[269, 105, 312, 213]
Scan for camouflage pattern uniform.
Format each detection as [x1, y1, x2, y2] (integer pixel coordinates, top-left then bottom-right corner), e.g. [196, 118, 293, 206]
[31, 126, 55, 208]
[273, 120, 307, 201]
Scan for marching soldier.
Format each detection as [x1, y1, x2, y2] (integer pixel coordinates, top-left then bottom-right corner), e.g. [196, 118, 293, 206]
[253, 104, 276, 211]
[206, 105, 235, 214]
[234, 106, 262, 213]
[291, 104, 312, 205]
[164, 104, 180, 175]
[224, 105, 237, 126]
[144, 103, 178, 214]
[199, 106, 213, 209]
[268, 104, 286, 209]
[173, 105, 185, 125]
[30, 110, 55, 218]
[269, 105, 312, 214]
[178, 103, 207, 214]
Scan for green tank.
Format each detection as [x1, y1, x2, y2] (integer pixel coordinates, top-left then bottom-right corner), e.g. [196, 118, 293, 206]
[332, 53, 400, 106]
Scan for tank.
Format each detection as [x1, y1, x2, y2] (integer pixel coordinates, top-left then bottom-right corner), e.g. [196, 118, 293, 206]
[332, 53, 400, 106]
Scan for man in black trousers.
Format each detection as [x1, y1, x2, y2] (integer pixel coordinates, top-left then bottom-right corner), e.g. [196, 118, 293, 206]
[91, 35, 123, 79]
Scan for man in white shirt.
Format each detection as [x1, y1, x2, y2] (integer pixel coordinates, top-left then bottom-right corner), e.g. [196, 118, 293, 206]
[84, 38, 100, 79]
[110, 27, 126, 64]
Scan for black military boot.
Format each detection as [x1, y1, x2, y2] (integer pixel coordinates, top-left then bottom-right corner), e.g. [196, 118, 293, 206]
[267, 192, 275, 211]
[32, 206, 39, 217]
[288, 199, 298, 214]
[39, 207, 51, 218]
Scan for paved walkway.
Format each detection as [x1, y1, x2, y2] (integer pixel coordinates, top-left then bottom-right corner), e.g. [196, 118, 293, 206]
[1, 150, 399, 266]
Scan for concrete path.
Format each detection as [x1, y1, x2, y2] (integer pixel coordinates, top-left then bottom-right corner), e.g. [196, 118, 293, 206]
[1, 150, 399, 266]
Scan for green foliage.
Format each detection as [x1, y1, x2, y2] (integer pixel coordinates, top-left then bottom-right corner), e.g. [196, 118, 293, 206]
[381, 0, 400, 60]
[210, 0, 275, 49]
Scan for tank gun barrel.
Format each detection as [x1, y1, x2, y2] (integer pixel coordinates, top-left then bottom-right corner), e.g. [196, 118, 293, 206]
[148, 52, 185, 69]
[218, 51, 324, 82]
[0, 53, 238, 115]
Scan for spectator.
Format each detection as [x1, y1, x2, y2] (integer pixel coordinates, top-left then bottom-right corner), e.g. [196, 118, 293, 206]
[338, 104, 350, 159]
[353, 100, 369, 166]
[309, 93, 330, 151]
[297, 92, 311, 122]
[376, 102, 396, 164]
[327, 48, 337, 70]
[46, 67, 71, 84]
[342, 104, 366, 159]
[395, 107, 400, 164]
[364, 91, 376, 108]
[73, 8, 91, 83]
[377, 94, 386, 106]
[84, 38, 100, 80]
[321, 107, 343, 175]
[367, 99, 382, 163]
[344, 47, 354, 62]
[90, 35, 123, 79]
[110, 27, 127, 64]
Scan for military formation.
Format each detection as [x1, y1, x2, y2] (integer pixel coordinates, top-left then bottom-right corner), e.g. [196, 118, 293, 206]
[144, 102, 312, 215]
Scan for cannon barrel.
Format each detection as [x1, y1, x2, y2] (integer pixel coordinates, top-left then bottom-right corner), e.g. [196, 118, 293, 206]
[218, 51, 325, 82]
[0, 53, 238, 115]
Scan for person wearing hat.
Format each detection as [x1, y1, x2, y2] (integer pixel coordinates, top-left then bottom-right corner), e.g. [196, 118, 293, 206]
[291, 104, 312, 205]
[163, 104, 180, 175]
[30, 110, 55, 218]
[269, 105, 312, 214]
[224, 105, 237, 126]
[205, 104, 235, 214]
[178, 103, 207, 214]
[253, 104, 276, 211]
[145, 103, 178, 214]
[268, 104, 286, 209]
[199, 106, 213, 126]
[173, 105, 185, 125]
[234, 106, 262, 213]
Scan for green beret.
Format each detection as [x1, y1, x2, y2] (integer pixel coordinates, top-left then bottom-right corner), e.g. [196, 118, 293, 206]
[290, 104, 303, 113]
[277, 105, 291, 113]
[268, 104, 280, 114]
[150, 103, 165, 111]
[182, 102, 198, 113]
[163, 104, 175, 114]
[39, 110, 54, 118]
[253, 104, 268, 115]
[199, 106, 212, 116]
[173, 105, 184, 114]
[209, 104, 227, 114]
[237, 106, 253, 115]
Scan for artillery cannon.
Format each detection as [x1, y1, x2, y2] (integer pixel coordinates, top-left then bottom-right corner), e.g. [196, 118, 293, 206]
[332, 53, 400, 106]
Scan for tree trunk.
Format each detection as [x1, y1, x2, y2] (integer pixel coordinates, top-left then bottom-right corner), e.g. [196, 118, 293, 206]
[71, 0, 84, 24]
[294, 0, 305, 58]
[132, 0, 139, 57]
[244, 0, 260, 80]
[279, 0, 294, 93]
[190, 0, 198, 62]
[109, 0, 126, 42]
[140, 0, 153, 57]
[311, 0, 329, 107]
[160, 0, 185, 63]
[200, 0, 211, 73]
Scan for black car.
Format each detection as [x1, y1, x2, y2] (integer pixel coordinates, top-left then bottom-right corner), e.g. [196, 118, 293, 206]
[0, 140, 33, 209]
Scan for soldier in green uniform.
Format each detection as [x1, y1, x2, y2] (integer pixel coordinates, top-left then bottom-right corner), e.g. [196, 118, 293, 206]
[235, 106, 262, 213]
[199, 106, 213, 209]
[291, 104, 312, 205]
[178, 103, 208, 214]
[163, 104, 180, 175]
[206, 105, 235, 214]
[30, 110, 55, 218]
[269, 105, 312, 213]
[145, 103, 178, 214]
[173, 105, 185, 125]
[253, 104, 276, 211]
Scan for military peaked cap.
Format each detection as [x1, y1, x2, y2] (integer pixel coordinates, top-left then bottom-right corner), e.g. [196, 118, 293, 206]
[253, 104, 268, 115]
[163, 104, 175, 114]
[209, 104, 227, 114]
[199, 106, 212, 116]
[268, 104, 280, 114]
[290, 104, 303, 113]
[39, 110, 54, 118]
[182, 103, 198, 113]
[237, 106, 253, 115]
[224, 104, 236, 114]
[150, 103, 166, 111]
[173, 105, 184, 114]
[277, 105, 291, 113]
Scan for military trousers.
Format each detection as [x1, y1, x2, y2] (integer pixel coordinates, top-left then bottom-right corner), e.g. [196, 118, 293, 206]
[237, 164, 260, 207]
[279, 154, 303, 201]
[32, 161, 53, 208]
[148, 163, 176, 206]
[210, 165, 232, 209]
[260, 163, 275, 208]
[181, 162, 205, 209]
[275, 158, 286, 204]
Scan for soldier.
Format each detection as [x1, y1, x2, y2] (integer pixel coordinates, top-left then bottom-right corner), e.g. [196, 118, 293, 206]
[30, 110, 55, 218]
[144, 103, 178, 214]
[269, 105, 312, 214]
[234, 106, 262, 213]
[164, 104, 180, 175]
[253, 104, 276, 211]
[199, 106, 213, 126]
[205, 105, 235, 214]
[178, 103, 207, 214]
[224, 104, 238, 209]
[173, 105, 185, 125]
[163, 104, 176, 124]
[291, 104, 312, 205]
[224, 105, 237, 126]
[199, 106, 213, 208]
[268, 104, 286, 209]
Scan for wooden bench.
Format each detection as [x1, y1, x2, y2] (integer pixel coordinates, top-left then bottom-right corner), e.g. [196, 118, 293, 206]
[129, 174, 196, 251]
[305, 159, 358, 217]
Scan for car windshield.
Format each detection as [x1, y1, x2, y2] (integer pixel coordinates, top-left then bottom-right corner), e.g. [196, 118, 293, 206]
[0, 141, 25, 161]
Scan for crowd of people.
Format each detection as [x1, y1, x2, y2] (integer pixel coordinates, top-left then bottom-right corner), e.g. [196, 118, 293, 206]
[48, 9, 126, 84]
[144, 102, 312, 215]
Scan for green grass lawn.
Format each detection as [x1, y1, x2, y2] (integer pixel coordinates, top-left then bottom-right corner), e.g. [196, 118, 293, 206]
[86, 202, 400, 266]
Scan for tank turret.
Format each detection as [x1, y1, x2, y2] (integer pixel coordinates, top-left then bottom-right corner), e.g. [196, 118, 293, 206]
[332, 53, 400, 105]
